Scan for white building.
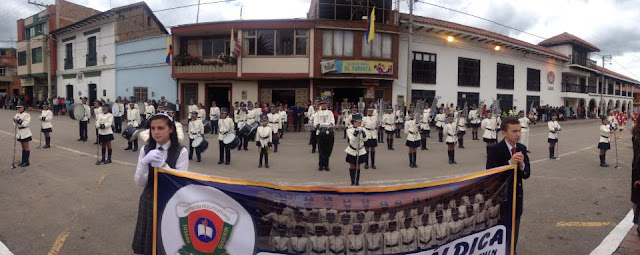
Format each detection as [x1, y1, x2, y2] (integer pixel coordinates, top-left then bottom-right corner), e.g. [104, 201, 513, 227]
[394, 14, 637, 115]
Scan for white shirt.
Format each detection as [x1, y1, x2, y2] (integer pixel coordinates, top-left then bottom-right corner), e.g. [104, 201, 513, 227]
[14, 112, 32, 139]
[218, 117, 235, 140]
[41, 109, 53, 129]
[404, 119, 420, 142]
[197, 108, 206, 121]
[127, 107, 140, 127]
[209, 106, 220, 120]
[134, 141, 189, 187]
[188, 119, 205, 139]
[362, 115, 378, 140]
[267, 113, 282, 132]
[256, 125, 273, 148]
[547, 121, 561, 139]
[96, 112, 114, 135]
[382, 113, 395, 131]
[81, 103, 91, 121]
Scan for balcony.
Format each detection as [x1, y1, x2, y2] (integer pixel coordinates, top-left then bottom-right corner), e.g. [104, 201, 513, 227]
[562, 83, 596, 93]
[64, 58, 73, 70]
[174, 64, 237, 74]
[173, 54, 237, 74]
[86, 52, 97, 67]
[570, 55, 598, 68]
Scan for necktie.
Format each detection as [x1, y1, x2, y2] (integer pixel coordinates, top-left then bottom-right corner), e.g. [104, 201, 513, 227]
[511, 147, 516, 156]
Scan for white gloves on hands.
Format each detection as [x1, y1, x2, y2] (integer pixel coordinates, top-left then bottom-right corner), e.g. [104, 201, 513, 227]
[141, 149, 165, 167]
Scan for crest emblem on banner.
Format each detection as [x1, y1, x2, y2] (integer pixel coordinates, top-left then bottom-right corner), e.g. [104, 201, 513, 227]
[176, 201, 238, 255]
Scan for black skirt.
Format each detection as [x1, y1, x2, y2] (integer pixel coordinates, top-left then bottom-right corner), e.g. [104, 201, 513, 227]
[385, 130, 395, 134]
[471, 123, 481, 128]
[457, 131, 466, 136]
[598, 142, 610, 150]
[548, 138, 558, 143]
[446, 141, 455, 145]
[18, 136, 32, 142]
[42, 128, 52, 133]
[364, 139, 378, 147]
[483, 138, 497, 143]
[346, 153, 368, 164]
[132, 186, 153, 255]
[99, 134, 114, 142]
[406, 140, 420, 147]
[420, 129, 430, 135]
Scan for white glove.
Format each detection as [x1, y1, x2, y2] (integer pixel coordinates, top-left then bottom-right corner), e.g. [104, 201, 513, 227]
[141, 150, 165, 167]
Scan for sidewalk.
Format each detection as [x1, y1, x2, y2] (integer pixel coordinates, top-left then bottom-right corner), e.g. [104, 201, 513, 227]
[614, 225, 640, 255]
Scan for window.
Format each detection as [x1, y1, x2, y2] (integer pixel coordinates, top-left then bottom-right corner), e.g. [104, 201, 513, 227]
[527, 68, 540, 91]
[458, 92, 480, 109]
[412, 51, 436, 84]
[0, 67, 6, 76]
[18, 51, 26, 66]
[496, 63, 514, 89]
[25, 23, 46, 39]
[458, 57, 480, 87]
[411, 90, 436, 106]
[526, 95, 540, 114]
[362, 33, 392, 58]
[201, 36, 230, 58]
[497, 94, 513, 112]
[87, 36, 97, 67]
[322, 30, 353, 56]
[133, 87, 148, 102]
[0, 49, 6, 56]
[31, 47, 42, 64]
[65, 43, 73, 70]
[244, 29, 308, 56]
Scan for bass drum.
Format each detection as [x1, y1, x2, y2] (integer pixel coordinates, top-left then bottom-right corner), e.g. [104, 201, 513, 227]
[192, 136, 209, 152]
[122, 126, 141, 141]
[69, 104, 86, 120]
[223, 133, 240, 149]
[204, 121, 212, 134]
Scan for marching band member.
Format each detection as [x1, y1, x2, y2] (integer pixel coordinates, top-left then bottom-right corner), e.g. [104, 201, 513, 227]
[278, 104, 288, 139]
[363, 107, 378, 169]
[405, 110, 420, 168]
[420, 104, 431, 150]
[114, 98, 124, 133]
[96, 104, 115, 164]
[218, 108, 234, 165]
[548, 114, 561, 159]
[144, 100, 155, 120]
[93, 101, 102, 144]
[394, 104, 404, 138]
[13, 103, 32, 167]
[188, 111, 204, 162]
[618, 111, 627, 138]
[187, 100, 197, 121]
[343, 107, 357, 140]
[132, 112, 188, 255]
[345, 114, 367, 186]
[315, 101, 335, 171]
[77, 97, 91, 142]
[40, 102, 53, 148]
[435, 108, 446, 142]
[382, 107, 396, 150]
[196, 103, 206, 123]
[247, 102, 260, 143]
[457, 111, 467, 149]
[518, 111, 531, 150]
[599, 116, 614, 167]
[469, 104, 481, 140]
[235, 105, 248, 150]
[125, 102, 140, 152]
[481, 112, 498, 154]
[308, 99, 319, 153]
[267, 107, 282, 153]
[256, 116, 273, 168]
[209, 101, 220, 134]
[444, 114, 458, 164]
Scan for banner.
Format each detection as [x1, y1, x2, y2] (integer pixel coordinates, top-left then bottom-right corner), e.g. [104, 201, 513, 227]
[154, 165, 517, 255]
[321, 59, 393, 75]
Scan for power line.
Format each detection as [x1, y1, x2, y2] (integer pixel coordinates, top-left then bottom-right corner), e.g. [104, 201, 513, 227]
[415, 0, 548, 40]
[152, 0, 237, 13]
[612, 59, 640, 80]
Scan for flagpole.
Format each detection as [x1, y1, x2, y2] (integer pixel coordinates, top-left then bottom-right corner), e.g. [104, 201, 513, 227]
[406, 0, 414, 108]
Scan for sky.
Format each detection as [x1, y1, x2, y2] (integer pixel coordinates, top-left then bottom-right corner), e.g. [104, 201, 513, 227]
[0, 0, 638, 80]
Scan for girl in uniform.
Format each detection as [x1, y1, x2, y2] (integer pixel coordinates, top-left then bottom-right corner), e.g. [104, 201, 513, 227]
[404, 110, 420, 168]
[346, 114, 367, 186]
[96, 104, 114, 164]
[547, 114, 562, 159]
[256, 116, 273, 168]
[14, 102, 32, 167]
[598, 116, 614, 167]
[444, 114, 457, 164]
[40, 102, 53, 148]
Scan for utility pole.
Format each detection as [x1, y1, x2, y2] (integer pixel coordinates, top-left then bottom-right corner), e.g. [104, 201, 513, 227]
[600, 55, 612, 117]
[196, 0, 201, 23]
[405, 0, 414, 108]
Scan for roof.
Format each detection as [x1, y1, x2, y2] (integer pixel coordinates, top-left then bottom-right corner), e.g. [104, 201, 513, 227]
[538, 32, 600, 52]
[591, 65, 639, 84]
[399, 13, 569, 60]
[50, 2, 168, 35]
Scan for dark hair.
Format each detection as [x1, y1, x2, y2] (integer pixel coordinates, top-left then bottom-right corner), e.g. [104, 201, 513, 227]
[146, 114, 180, 150]
[632, 115, 640, 145]
[500, 116, 520, 131]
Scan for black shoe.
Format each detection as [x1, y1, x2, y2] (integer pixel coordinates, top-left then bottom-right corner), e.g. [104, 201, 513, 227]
[459, 145, 465, 149]
[104, 159, 112, 164]
[77, 138, 83, 141]
[197, 159, 201, 162]
[449, 160, 454, 164]
[124, 147, 131, 150]
[237, 147, 241, 151]
[43, 145, 50, 149]
[265, 164, 269, 168]
[93, 141, 98, 145]
[318, 167, 323, 171]
[82, 139, 88, 142]
[19, 162, 29, 167]
[225, 162, 230, 165]
[312, 149, 316, 153]
[218, 161, 224, 164]
[371, 165, 376, 169]
[364, 163, 369, 169]
[258, 163, 262, 168]
[244, 148, 248, 151]
[325, 167, 330, 171]
[550, 156, 557, 159]
[601, 162, 609, 167]
[452, 160, 457, 164]
[132, 148, 138, 152]
[390, 147, 394, 150]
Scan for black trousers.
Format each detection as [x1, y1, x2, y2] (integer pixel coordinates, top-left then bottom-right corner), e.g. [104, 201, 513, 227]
[79, 121, 88, 140]
[219, 140, 230, 163]
[114, 116, 122, 133]
[318, 133, 334, 168]
[188, 138, 201, 160]
[294, 118, 302, 132]
[310, 131, 317, 150]
[211, 120, 219, 134]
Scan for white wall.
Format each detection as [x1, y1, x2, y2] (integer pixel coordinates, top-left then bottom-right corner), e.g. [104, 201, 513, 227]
[242, 57, 309, 74]
[394, 31, 567, 110]
[231, 80, 258, 103]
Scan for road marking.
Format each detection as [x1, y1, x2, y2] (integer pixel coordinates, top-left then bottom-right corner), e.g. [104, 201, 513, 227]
[590, 209, 634, 255]
[530, 145, 596, 164]
[47, 230, 69, 255]
[0, 240, 13, 255]
[556, 221, 615, 227]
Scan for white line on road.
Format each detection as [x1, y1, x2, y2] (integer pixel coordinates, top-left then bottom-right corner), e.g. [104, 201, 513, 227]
[0, 240, 13, 255]
[529, 145, 597, 164]
[590, 209, 634, 255]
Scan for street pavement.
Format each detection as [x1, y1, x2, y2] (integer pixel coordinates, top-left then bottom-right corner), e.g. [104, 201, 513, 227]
[0, 108, 635, 254]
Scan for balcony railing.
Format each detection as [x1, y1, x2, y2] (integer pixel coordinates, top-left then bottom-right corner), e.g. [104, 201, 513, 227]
[86, 52, 97, 67]
[174, 64, 237, 74]
[570, 55, 598, 68]
[64, 58, 73, 70]
[562, 83, 596, 94]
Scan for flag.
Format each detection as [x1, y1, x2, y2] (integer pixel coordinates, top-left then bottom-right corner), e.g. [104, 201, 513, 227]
[365, 7, 376, 44]
[165, 36, 173, 65]
[230, 28, 241, 56]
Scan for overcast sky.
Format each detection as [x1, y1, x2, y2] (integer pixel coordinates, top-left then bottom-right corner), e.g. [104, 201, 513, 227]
[1, 0, 638, 80]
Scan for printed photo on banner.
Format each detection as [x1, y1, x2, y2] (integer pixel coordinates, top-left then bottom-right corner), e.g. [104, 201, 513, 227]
[320, 59, 394, 75]
[153, 165, 517, 255]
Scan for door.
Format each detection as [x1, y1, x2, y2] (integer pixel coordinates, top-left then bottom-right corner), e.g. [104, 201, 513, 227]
[526, 95, 540, 114]
[66, 85, 73, 100]
[272, 89, 295, 106]
[206, 85, 230, 110]
[182, 83, 198, 119]
[88, 83, 97, 105]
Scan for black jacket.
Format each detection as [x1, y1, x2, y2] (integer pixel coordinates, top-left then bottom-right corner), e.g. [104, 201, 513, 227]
[486, 139, 530, 217]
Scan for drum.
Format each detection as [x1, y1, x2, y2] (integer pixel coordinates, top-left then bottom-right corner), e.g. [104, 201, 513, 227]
[192, 136, 209, 152]
[122, 126, 141, 142]
[70, 104, 85, 120]
[204, 121, 212, 134]
[139, 118, 148, 129]
[239, 124, 252, 136]
[112, 103, 120, 116]
[223, 133, 240, 148]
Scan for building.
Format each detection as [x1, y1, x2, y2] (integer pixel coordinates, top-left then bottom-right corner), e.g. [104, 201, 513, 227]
[0, 48, 21, 97]
[16, 0, 100, 105]
[51, 2, 167, 104]
[395, 14, 638, 115]
[116, 34, 175, 103]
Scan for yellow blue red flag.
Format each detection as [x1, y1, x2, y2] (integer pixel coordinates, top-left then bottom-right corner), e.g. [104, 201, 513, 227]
[165, 36, 173, 65]
[366, 7, 376, 44]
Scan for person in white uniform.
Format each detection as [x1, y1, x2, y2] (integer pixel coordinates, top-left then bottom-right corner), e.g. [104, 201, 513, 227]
[481, 112, 498, 154]
[420, 104, 432, 150]
[209, 101, 220, 134]
[598, 116, 615, 167]
[96, 104, 115, 164]
[125, 102, 141, 152]
[188, 111, 204, 162]
[394, 104, 405, 138]
[40, 102, 53, 148]
[435, 108, 446, 142]
[345, 114, 367, 186]
[456, 111, 467, 149]
[469, 104, 481, 140]
[77, 97, 91, 142]
[518, 111, 531, 151]
[547, 114, 561, 159]
[362, 107, 378, 169]
[382, 107, 396, 150]
[444, 114, 458, 164]
[267, 107, 282, 153]
[256, 116, 273, 168]
[405, 110, 421, 168]
[13, 102, 32, 167]
[218, 108, 235, 165]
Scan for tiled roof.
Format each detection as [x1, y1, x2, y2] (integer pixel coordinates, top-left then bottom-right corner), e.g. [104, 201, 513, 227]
[400, 13, 568, 60]
[538, 32, 600, 52]
[592, 65, 639, 83]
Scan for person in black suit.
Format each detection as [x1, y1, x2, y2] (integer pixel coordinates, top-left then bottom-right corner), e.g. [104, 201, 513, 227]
[486, 116, 530, 252]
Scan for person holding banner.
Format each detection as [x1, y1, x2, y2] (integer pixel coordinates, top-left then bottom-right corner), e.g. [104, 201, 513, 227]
[40, 102, 53, 148]
[405, 110, 421, 168]
[486, 116, 530, 252]
[256, 116, 273, 168]
[132, 112, 188, 255]
[346, 113, 367, 186]
[548, 114, 561, 159]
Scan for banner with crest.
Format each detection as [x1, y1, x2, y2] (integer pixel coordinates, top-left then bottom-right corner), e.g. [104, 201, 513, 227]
[153, 165, 518, 255]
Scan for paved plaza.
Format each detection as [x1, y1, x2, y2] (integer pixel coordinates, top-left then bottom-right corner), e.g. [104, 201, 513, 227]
[0, 109, 635, 254]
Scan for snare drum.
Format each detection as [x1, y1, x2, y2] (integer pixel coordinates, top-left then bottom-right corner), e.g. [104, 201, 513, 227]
[191, 136, 209, 152]
[122, 126, 141, 141]
[223, 133, 241, 148]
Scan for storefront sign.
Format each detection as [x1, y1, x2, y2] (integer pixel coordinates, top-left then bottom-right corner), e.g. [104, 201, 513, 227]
[21, 78, 34, 87]
[321, 59, 393, 75]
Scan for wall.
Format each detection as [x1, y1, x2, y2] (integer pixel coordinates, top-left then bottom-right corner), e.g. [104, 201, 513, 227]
[395, 31, 567, 110]
[116, 35, 175, 102]
[58, 68, 116, 102]
[231, 80, 258, 103]
[242, 57, 309, 74]
[115, 4, 165, 43]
